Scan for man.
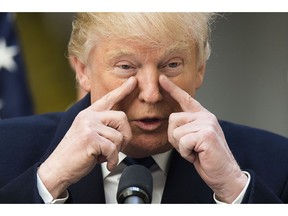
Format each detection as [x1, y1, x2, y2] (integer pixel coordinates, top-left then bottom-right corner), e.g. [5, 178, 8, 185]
[0, 12, 288, 204]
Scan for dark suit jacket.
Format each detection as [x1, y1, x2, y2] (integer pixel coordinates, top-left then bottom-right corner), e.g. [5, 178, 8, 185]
[0, 94, 288, 203]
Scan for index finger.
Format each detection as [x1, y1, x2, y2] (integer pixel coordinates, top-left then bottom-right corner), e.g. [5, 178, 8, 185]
[159, 75, 202, 112]
[91, 76, 137, 111]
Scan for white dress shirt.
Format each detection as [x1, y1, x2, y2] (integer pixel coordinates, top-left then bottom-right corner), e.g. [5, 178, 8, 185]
[102, 151, 171, 203]
[37, 150, 250, 204]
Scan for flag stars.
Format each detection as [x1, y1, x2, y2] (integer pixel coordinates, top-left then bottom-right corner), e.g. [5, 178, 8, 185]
[0, 38, 19, 72]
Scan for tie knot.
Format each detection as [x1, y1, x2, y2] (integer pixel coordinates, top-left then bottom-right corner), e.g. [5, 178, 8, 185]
[123, 156, 155, 169]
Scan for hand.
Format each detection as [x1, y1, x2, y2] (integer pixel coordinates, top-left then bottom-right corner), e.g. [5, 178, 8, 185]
[38, 77, 137, 199]
[159, 75, 247, 203]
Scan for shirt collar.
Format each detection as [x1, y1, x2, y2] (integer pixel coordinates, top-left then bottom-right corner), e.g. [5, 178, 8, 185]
[101, 150, 173, 179]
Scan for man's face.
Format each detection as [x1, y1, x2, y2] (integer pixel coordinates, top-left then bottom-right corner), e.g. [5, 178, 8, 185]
[78, 39, 205, 157]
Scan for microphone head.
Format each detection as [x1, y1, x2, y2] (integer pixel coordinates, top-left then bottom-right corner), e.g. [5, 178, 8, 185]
[117, 164, 153, 204]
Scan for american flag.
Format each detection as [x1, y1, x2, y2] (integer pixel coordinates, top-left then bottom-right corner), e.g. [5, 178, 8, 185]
[0, 13, 33, 119]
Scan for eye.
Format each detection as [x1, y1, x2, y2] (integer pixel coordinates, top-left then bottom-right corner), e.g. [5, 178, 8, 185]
[167, 62, 181, 68]
[160, 58, 183, 76]
[117, 64, 134, 70]
[113, 61, 137, 78]
[161, 58, 183, 69]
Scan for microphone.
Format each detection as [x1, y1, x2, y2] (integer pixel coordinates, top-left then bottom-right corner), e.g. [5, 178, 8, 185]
[117, 164, 153, 204]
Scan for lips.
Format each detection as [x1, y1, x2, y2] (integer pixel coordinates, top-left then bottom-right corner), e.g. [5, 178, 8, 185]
[140, 118, 160, 123]
[131, 117, 167, 131]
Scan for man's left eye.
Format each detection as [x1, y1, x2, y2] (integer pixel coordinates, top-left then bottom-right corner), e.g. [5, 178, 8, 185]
[168, 62, 180, 68]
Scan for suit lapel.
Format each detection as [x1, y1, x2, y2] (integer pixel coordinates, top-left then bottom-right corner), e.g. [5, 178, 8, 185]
[67, 164, 106, 203]
[161, 150, 214, 203]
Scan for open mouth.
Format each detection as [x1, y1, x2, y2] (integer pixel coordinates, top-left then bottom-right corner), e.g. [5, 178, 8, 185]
[131, 117, 167, 131]
[140, 118, 160, 123]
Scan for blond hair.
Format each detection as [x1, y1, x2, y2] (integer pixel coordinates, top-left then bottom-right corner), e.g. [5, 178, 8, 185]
[68, 12, 215, 68]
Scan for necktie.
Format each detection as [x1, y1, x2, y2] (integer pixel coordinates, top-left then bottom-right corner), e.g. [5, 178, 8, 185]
[123, 156, 155, 169]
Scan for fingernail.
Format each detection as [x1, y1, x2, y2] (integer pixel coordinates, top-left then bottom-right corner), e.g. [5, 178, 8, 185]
[160, 74, 168, 82]
[125, 77, 137, 89]
[128, 76, 136, 84]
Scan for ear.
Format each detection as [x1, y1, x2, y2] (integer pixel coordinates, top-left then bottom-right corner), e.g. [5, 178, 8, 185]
[195, 63, 206, 90]
[70, 56, 91, 92]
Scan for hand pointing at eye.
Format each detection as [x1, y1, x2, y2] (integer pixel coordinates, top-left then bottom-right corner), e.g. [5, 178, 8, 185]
[159, 75, 248, 203]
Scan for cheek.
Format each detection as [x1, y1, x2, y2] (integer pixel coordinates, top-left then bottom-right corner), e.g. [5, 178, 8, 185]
[170, 76, 197, 96]
[113, 88, 138, 111]
[90, 78, 124, 103]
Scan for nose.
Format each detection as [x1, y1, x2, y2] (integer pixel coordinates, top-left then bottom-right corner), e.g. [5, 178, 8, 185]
[137, 68, 163, 104]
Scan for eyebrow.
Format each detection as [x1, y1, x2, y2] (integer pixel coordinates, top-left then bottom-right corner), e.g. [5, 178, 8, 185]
[105, 43, 191, 63]
[106, 50, 136, 61]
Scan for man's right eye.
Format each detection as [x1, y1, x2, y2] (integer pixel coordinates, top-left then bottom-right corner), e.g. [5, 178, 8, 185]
[113, 61, 137, 78]
[118, 64, 133, 70]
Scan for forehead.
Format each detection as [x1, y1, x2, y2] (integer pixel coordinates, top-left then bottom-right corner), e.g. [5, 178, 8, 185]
[99, 38, 194, 60]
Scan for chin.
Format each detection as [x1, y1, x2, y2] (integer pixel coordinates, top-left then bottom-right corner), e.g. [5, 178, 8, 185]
[122, 134, 172, 158]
